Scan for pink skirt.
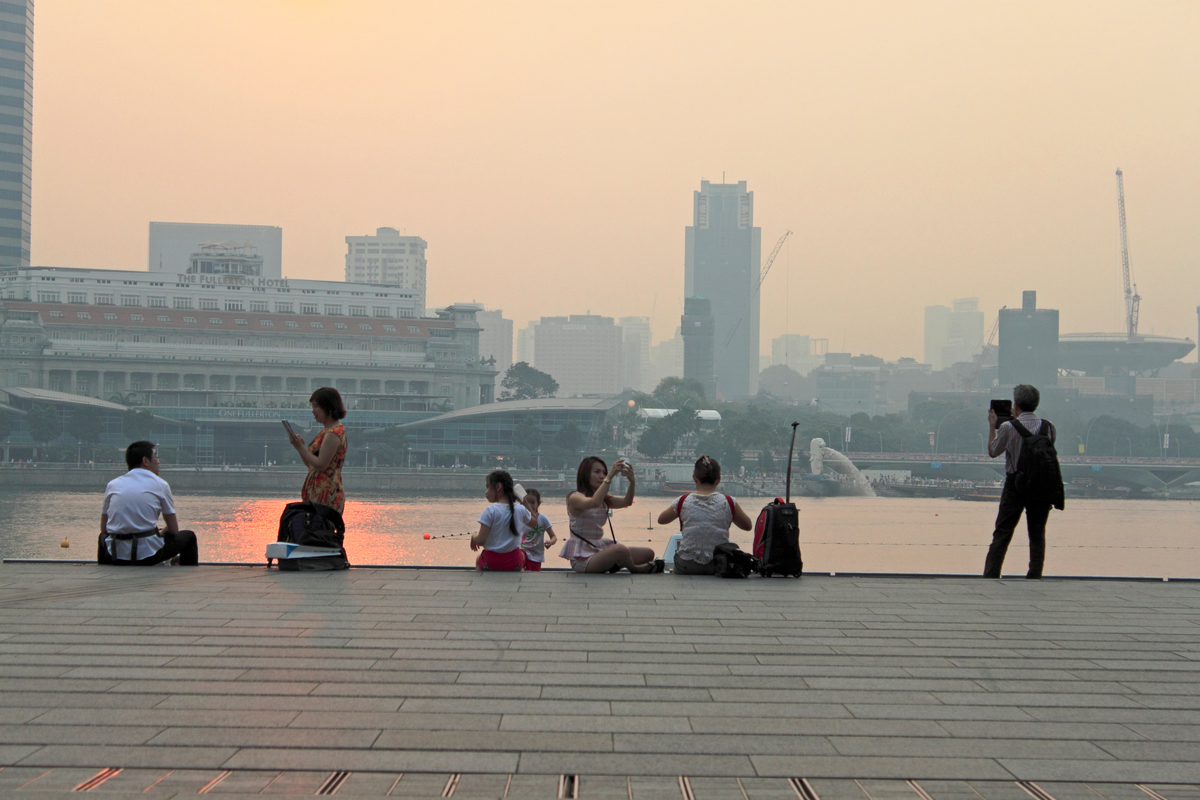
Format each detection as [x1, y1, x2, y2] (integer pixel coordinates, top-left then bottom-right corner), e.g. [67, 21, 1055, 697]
[476, 549, 525, 572]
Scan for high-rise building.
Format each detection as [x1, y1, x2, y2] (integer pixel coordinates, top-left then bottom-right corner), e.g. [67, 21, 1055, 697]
[649, 326, 683, 388]
[516, 320, 539, 366]
[344, 227, 427, 311]
[618, 316, 652, 393]
[684, 180, 761, 399]
[533, 315, 623, 397]
[149, 222, 284, 281]
[476, 309, 513, 377]
[998, 291, 1059, 389]
[924, 298, 984, 371]
[771, 333, 824, 376]
[682, 297, 716, 402]
[0, 1, 32, 266]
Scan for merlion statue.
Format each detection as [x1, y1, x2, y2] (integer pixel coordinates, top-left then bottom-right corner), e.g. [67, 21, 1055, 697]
[809, 438, 825, 476]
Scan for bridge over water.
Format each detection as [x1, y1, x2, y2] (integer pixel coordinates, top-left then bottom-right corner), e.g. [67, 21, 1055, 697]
[844, 452, 1200, 491]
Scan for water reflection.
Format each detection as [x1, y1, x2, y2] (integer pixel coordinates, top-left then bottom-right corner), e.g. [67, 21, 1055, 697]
[1, 491, 1197, 578]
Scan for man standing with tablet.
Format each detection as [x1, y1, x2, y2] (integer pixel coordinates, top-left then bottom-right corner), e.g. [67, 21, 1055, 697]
[98, 440, 199, 566]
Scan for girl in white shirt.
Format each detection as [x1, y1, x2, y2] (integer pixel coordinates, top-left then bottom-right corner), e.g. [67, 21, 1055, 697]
[471, 470, 532, 571]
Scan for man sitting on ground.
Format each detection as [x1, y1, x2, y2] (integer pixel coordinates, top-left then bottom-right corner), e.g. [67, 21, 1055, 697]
[98, 440, 198, 566]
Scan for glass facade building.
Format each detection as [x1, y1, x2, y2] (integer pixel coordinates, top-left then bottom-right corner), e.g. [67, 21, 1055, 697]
[684, 181, 761, 399]
[0, 0, 32, 266]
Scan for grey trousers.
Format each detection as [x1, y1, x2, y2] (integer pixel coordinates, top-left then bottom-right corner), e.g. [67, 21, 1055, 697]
[674, 555, 716, 575]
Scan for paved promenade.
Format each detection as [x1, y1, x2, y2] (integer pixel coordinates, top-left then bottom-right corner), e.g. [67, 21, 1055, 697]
[0, 563, 1198, 797]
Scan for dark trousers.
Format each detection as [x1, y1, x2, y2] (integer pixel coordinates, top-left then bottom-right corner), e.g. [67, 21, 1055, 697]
[983, 474, 1050, 578]
[98, 530, 199, 566]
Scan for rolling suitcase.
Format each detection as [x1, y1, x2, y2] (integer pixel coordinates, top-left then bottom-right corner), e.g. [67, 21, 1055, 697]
[752, 422, 803, 578]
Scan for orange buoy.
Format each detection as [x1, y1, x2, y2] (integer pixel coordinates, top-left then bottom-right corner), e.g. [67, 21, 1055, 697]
[60, 539, 69, 548]
[423, 533, 431, 539]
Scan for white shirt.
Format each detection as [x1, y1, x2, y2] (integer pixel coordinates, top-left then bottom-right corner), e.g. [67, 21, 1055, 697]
[477, 502, 531, 553]
[101, 468, 175, 559]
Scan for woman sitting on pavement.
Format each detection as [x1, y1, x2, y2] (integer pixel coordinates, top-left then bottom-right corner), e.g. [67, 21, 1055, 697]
[561, 456, 663, 574]
[656, 455, 753, 575]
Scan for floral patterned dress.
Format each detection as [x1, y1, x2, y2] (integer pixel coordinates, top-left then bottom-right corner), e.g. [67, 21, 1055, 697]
[301, 424, 347, 513]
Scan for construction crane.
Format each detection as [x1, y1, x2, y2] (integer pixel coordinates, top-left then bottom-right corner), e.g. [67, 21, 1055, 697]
[960, 307, 1003, 391]
[721, 229, 793, 349]
[1116, 169, 1140, 338]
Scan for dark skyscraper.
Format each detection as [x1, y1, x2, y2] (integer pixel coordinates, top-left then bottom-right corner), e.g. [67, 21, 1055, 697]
[685, 180, 761, 399]
[0, 0, 31, 266]
[998, 291, 1059, 389]
[682, 296, 715, 403]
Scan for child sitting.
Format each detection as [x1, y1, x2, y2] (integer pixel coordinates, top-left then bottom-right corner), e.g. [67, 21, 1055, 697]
[656, 455, 753, 575]
[471, 470, 531, 571]
[519, 488, 559, 572]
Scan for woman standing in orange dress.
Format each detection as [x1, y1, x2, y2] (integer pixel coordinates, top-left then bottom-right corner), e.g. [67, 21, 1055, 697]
[286, 387, 348, 513]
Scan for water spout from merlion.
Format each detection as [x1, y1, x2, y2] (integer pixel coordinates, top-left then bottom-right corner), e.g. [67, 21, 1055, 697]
[809, 438, 876, 497]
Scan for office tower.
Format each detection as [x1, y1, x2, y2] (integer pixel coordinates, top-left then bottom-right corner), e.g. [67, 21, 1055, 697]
[685, 180, 761, 399]
[682, 297, 716, 402]
[533, 315, 623, 397]
[516, 320, 539, 366]
[649, 326, 683, 388]
[924, 298, 984, 371]
[998, 291, 1059, 388]
[150, 222, 284, 280]
[0, 1, 32, 266]
[923, 305, 950, 370]
[344, 227, 427, 311]
[476, 309, 513, 377]
[619, 316, 652, 392]
[771, 333, 825, 376]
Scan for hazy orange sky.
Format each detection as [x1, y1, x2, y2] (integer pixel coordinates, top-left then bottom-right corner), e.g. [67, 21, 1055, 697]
[30, 1, 1200, 360]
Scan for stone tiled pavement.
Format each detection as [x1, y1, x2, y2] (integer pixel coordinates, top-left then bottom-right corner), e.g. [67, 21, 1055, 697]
[1, 563, 1199, 797]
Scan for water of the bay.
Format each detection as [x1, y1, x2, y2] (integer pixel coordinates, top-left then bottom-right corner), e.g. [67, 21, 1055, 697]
[2, 489, 1197, 577]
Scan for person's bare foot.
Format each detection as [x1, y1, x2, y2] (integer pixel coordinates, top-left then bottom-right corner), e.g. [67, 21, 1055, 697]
[169, 555, 181, 566]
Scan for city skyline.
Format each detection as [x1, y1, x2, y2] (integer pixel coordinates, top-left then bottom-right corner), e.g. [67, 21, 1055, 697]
[25, 0, 1200, 359]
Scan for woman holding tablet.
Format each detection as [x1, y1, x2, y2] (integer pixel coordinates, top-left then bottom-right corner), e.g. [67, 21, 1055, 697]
[285, 387, 348, 513]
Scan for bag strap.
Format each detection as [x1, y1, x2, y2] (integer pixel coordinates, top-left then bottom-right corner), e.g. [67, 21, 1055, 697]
[675, 494, 689, 531]
[725, 494, 736, 516]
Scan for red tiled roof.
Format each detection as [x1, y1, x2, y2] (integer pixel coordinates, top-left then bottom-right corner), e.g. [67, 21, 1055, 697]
[3, 302, 452, 339]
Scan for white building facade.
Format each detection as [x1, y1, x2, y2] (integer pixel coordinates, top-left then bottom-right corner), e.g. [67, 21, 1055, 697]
[345, 227, 427, 313]
[533, 315, 623, 397]
[476, 309, 513, 377]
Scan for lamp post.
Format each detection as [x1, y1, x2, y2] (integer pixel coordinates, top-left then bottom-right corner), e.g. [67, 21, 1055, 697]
[977, 433, 984, 454]
[1163, 411, 1175, 459]
[365, 445, 370, 472]
[933, 411, 955, 455]
[878, 431, 883, 454]
[263, 443, 267, 468]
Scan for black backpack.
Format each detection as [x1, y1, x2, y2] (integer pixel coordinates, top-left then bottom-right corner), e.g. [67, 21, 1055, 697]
[1011, 419, 1065, 511]
[753, 500, 803, 578]
[711, 542, 760, 579]
[273, 501, 349, 571]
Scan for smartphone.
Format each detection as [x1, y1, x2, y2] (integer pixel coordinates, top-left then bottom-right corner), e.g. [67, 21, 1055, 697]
[990, 399, 1013, 427]
[281, 420, 298, 438]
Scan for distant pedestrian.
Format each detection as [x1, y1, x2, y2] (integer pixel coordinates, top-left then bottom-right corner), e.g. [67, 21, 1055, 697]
[984, 384, 1064, 579]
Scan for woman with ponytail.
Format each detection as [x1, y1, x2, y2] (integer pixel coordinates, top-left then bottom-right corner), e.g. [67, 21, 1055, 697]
[471, 469, 532, 571]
